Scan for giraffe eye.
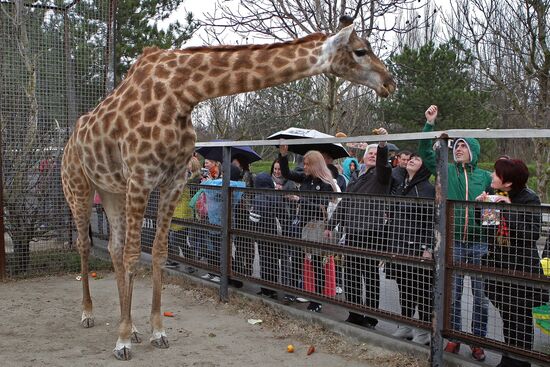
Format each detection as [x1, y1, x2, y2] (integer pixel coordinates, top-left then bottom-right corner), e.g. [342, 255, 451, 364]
[353, 49, 367, 57]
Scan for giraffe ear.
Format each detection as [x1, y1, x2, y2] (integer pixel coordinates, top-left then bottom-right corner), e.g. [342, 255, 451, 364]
[330, 24, 355, 49]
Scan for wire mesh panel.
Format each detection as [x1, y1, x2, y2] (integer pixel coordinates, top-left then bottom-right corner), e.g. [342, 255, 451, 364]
[0, 0, 111, 277]
[447, 200, 550, 362]
[227, 186, 435, 324]
[152, 182, 223, 275]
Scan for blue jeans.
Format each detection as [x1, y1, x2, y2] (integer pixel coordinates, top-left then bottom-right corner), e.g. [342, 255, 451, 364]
[451, 241, 489, 337]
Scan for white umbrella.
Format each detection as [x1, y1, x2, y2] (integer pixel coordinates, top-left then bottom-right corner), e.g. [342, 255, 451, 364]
[267, 127, 350, 159]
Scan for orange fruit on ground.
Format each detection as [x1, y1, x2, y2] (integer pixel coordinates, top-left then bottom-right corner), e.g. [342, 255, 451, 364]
[90, 272, 97, 278]
[287, 344, 294, 353]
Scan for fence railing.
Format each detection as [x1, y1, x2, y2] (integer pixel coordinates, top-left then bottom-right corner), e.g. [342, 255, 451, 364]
[130, 179, 550, 366]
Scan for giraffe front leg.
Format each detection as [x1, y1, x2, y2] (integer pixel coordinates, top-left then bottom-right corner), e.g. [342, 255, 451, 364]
[113, 183, 149, 361]
[101, 192, 143, 346]
[149, 185, 184, 349]
[113, 268, 136, 360]
[150, 235, 169, 349]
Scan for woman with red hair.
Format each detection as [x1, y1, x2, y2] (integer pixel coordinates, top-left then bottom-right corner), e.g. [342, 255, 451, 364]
[477, 158, 547, 367]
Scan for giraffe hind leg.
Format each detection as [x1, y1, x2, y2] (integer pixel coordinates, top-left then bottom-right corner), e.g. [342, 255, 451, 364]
[61, 146, 95, 328]
[99, 190, 142, 344]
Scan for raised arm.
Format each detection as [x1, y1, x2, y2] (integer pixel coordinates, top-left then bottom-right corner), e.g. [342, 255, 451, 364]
[418, 105, 438, 175]
[374, 128, 392, 185]
[278, 145, 307, 183]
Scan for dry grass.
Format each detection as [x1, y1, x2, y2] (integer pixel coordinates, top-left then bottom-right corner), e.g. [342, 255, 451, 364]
[164, 272, 429, 367]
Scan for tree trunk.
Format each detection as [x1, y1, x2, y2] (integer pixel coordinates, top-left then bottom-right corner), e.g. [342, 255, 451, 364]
[534, 139, 549, 203]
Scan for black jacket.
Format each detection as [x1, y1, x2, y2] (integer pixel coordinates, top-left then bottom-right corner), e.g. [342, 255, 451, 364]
[389, 166, 435, 255]
[327, 145, 392, 241]
[279, 155, 334, 224]
[483, 186, 542, 274]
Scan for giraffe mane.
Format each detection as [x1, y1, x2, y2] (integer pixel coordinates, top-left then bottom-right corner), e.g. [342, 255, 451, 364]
[181, 33, 327, 53]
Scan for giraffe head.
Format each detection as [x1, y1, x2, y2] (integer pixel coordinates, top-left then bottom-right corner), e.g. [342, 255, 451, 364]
[322, 18, 396, 97]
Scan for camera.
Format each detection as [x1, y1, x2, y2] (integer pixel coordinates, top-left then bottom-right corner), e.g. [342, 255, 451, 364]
[200, 168, 209, 177]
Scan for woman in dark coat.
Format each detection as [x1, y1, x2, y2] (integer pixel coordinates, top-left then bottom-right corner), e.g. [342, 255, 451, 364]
[388, 153, 435, 345]
[278, 145, 337, 313]
[477, 158, 547, 367]
[250, 173, 287, 298]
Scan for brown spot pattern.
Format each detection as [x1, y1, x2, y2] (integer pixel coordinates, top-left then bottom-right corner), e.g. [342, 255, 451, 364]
[144, 104, 159, 123]
[188, 54, 204, 69]
[153, 82, 167, 100]
[273, 56, 288, 68]
[137, 125, 152, 140]
[155, 65, 171, 79]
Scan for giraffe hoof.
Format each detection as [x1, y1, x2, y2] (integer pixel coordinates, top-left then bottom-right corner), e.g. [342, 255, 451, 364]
[113, 346, 132, 360]
[150, 335, 169, 349]
[131, 331, 142, 344]
[81, 317, 95, 328]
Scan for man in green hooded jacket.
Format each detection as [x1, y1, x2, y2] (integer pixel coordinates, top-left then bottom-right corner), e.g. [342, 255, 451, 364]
[418, 105, 492, 362]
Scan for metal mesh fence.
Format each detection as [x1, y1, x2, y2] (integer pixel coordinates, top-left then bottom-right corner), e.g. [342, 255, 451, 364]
[0, 0, 111, 277]
[143, 174, 549, 363]
[447, 200, 550, 361]
[227, 188, 435, 324]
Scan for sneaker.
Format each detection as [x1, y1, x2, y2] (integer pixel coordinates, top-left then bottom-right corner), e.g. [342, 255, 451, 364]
[229, 279, 243, 288]
[165, 260, 179, 268]
[471, 346, 486, 362]
[444, 341, 460, 354]
[392, 326, 414, 340]
[186, 266, 196, 274]
[335, 286, 343, 294]
[210, 275, 221, 283]
[295, 297, 309, 303]
[283, 294, 296, 303]
[307, 302, 322, 313]
[201, 273, 213, 280]
[412, 331, 431, 346]
[345, 312, 377, 329]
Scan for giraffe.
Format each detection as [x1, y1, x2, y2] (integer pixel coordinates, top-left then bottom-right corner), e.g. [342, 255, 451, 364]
[61, 16, 395, 360]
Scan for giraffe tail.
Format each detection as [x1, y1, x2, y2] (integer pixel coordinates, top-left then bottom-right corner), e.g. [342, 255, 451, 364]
[88, 225, 94, 248]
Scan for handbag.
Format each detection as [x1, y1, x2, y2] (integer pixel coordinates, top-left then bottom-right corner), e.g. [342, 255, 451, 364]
[286, 205, 302, 238]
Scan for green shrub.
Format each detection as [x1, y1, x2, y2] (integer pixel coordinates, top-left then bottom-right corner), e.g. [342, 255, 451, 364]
[250, 160, 296, 174]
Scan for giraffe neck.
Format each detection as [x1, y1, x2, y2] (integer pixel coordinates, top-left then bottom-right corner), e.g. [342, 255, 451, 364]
[172, 33, 329, 104]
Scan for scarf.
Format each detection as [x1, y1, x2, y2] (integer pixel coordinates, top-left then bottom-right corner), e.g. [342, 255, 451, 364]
[272, 174, 286, 187]
[495, 190, 510, 246]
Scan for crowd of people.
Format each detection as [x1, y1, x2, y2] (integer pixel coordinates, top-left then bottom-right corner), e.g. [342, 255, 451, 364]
[150, 105, 548, 367]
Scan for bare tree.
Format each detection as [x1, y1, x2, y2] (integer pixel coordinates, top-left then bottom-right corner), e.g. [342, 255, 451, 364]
[445, 0, 550, 200]
[197, 0, 432, 135]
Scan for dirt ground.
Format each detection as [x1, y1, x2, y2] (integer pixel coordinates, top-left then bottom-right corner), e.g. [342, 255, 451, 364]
[0, 271, 428, 367]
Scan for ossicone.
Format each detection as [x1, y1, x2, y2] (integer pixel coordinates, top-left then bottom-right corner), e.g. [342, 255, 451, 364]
[338, 15, 354, 29]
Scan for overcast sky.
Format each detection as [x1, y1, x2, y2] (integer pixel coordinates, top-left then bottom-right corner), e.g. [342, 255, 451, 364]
[165, 0, 451, 47]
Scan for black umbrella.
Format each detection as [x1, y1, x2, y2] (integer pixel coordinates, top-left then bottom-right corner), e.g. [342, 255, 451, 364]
[196, 140, 262, 164]
[267, 127, 349, 159]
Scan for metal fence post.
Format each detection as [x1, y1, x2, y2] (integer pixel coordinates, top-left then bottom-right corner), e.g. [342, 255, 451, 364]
[219, 146, 231, 302]
[105, 0, 117, 92]
[431, 137, 449, 367]
[0, 131, 5, 281]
